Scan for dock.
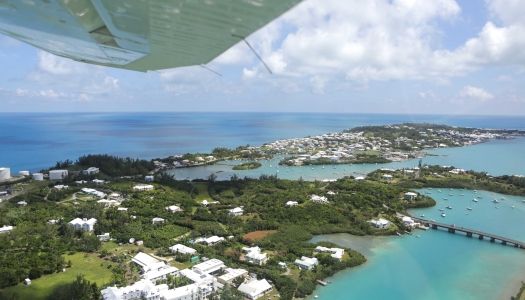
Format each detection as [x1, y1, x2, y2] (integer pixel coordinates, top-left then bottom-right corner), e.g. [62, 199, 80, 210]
[316, 280, 328, 286]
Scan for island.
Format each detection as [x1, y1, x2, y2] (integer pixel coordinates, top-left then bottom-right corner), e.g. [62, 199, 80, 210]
[232, 162, 262, 170]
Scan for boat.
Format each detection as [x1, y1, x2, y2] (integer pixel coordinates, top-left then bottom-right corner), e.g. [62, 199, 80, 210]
[472, 199, 478, 202]
[460, 194, 465, 196]
[444, 198, 448, 200]
[446, 206, 452, 209]
[449, 194, 453, 196]
[450, 188, 453, 190]
[512, 206, 515, 209]
[439, 208, 444, 211]
[438, 189, 441, 193]
[501, 197, 506, 200]
[420, 214, 425, 218]
[315, 296, 318, 299]
[495, 206, 498, 209]
[441, 213, 446, 217]
[492, 199, 499, 203]
[467, 207, 473, 210]
[417, 235, 420, 238]
[522, 200, 525, 203]
[477, 196, 482, 199]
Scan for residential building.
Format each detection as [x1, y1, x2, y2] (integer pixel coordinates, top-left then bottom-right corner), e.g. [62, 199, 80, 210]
[218, 268, 248, 285]
[315, 246, 345, 261]
[17, 201, 27, 206]
[382, 174, 393, 180]
[229, 207, 243, 216]
[237, 279, 273, 300]
[68, 218, 97, 232]
[278, 262, 287, 269]
[284, 201, 298, 207]
[404, 192, 418, 200]
[294, 256, 318, 270]
[83, 167, 99, 175]
[145, 175, 154, 182]
[197, 236, 224, 246]
[142, 265, 179, 283]
[402, 216, 420, 228]
[310, 194, 328, 204]
[133, 185, 154, 191]
[0, 225, 13, 234]
[370, 218, 391, 229]
[97, 232, 110, 241]
[191, 258, 225, 275]
[117, 207, 128, 212]
[92, 179, 105, 185]
[25, 278, 31, 285]
[169, 244, 197, 255]
[161, 277, 217, 300]
[242, 247, 267, 266]
[165, 205, 181, 213]
[152, 217, 165, 224]
[101, 279, 166, 300]
[54, 185, 68, 190]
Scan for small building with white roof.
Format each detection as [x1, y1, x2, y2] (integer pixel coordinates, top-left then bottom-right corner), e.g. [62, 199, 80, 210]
[68, 218, 97, 232]
[229, 207, 243, 216]
[295, 256, 318, 270]
[370, 218, 391, 229]
[0, 225, 13, 234]
[191, 258, 225, 275]
[133, 185, 154, 191]
[218, 268, 248, 285]
[404, 192, 418, 200]
[315, 246, 345, 261]
[165, 205, 181, 213]
[169, 244, 196, 255]
[237, 279, 273, 300]
[285, 201, 298, 207]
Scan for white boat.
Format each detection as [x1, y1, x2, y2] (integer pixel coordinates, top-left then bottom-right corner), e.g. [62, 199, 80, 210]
[444, 198, 448, 200]
[522, 200, 525, 203]
[446, 206, 452, 209]
[441, 213, 446, 217]
[315, 296, 318, 299]
[417, 235, 420, 238]
[420, 214, 425, 218]
[492, 199, 499, 203]
[460, 194, 465, 196]
[472, 199, 478, 202]
[467, 207, 472, 210]
[501, 197, 506, 200]
[477, 196, 482, 199]
[512, 206, 515, 209]
[449, 194, 453, 196]
[438, 189, 441, 193]
[450, 188, 453, 190]
[439, 208, 444, 211]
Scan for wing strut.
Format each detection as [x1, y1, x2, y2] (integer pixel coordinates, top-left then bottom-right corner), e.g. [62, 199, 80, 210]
[232, 34, 273, 74]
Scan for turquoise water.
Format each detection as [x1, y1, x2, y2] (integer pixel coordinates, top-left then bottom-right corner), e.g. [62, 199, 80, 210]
[170, 137, 525, 180]
[308, 190, 525, 300]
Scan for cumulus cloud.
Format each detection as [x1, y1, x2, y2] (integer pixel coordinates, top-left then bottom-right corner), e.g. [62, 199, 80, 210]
[458, 86, 494, 101]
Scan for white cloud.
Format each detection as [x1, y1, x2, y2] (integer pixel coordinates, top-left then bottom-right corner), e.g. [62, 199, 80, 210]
[458, 86, 494, 101]
[310, 76, 328, 94]
[39, 89, 66, 99]
[498, 75, 513, 81]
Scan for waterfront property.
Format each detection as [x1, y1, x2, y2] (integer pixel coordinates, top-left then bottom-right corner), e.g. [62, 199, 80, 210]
[370, 218, 391, 228]
[404, 192, 418, 200]
[101, 279, 166, 300]
[315, 246, 345, 261]
[295, 256, 318, 270]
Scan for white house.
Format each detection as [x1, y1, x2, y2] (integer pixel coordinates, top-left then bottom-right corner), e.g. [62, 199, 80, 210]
[370, 218, 391, 229]
[229, 207, 243, 216]
[0, 225, 13, 234]
[134, 185, 154, 191]
[285, 201, 298, 207]
[54, 185, 68, 190]
[278, 262, 287, 269]
[404, 192, 418, 200]
[200, 236, 224, 246]
[294, 256, 318, 270]
[117, 207, 128, 212]
[382, 174, 393, 180]
[237, 279, 273, 300]
[169, 244, 197, 255]
[132, 252, 166, 273]
[165, 205, 181, 213]
[68, 218, 97, 232]
[315, 246, 345, 261]
[83, 167, 99, 175]
[92, 179, 105, 185]
[145, 175, 154, 182]
[191, 258, 225, 275]
[402, 216, 420, 228]
[242, 247, 268, 265]
[152, 217, 165, 224]
[97, 232, 110, 241]
[218, 268, 248, 285]
[101, 279, 166, 300]
[310, 195, 328, 204]
[17, 201, 27, 206]
[354, 176, 365, 181]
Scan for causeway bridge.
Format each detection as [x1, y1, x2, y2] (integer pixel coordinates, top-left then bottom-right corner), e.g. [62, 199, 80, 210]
[412, 217, 525, 249]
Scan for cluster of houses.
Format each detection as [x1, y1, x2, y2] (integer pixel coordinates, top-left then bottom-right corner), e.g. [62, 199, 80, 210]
[170, 156, 217, 168]
[102, 249, 273, 300]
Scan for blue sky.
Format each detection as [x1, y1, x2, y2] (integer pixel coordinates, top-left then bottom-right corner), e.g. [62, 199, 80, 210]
[1, 0, 524, 115]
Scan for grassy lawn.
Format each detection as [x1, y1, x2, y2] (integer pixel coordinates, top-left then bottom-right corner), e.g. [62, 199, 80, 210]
[0, 253, 113, 300]
[354, 150, 380, 156]
[192, 183, 209, 202]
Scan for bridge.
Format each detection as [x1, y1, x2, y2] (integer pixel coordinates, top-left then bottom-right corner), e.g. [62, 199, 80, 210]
[412, 217, 525, 249]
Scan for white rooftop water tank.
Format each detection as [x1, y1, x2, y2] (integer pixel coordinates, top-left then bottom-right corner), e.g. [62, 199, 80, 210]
[0, 168, 10, 180]
[19, 171, 30, 176]
[33, 173, 44, 181]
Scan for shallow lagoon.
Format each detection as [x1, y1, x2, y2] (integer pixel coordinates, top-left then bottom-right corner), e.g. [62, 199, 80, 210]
[307, 190, 525, 300]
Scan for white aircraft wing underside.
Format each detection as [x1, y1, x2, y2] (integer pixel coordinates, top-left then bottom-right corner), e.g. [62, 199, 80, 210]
[0, 0, 302, 72]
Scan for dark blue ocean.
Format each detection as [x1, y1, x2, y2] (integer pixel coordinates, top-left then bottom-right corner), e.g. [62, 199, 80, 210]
[1, 112, 524, 172]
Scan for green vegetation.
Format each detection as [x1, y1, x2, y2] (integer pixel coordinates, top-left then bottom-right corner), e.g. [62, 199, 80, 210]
[367, 165, 525, 196]
[232, 162, 262, 170]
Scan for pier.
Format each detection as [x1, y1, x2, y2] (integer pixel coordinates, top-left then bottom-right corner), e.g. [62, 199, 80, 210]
[413, 217, 525, 249]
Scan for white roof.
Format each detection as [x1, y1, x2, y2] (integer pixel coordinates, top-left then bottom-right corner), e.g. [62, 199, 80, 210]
[132, 252, 160, 270]
[192, 258, 224, 274]
[0, 225, 13, 233]
[405, 192, 417, 196]
[68, 218, 97, 226]
[218, 268, 248, 282]
[142, 266, 179, 281]
[169, 244, 196, 255]
[205, 236, 224, 244]
[295, 256, 318, 266]
[238, 279, 272, 298]
[230, 207, 243, 213]
[180, 269, 211, 283]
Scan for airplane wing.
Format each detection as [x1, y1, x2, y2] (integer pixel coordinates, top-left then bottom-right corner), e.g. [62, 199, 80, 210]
[0, 0, 302, 72]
